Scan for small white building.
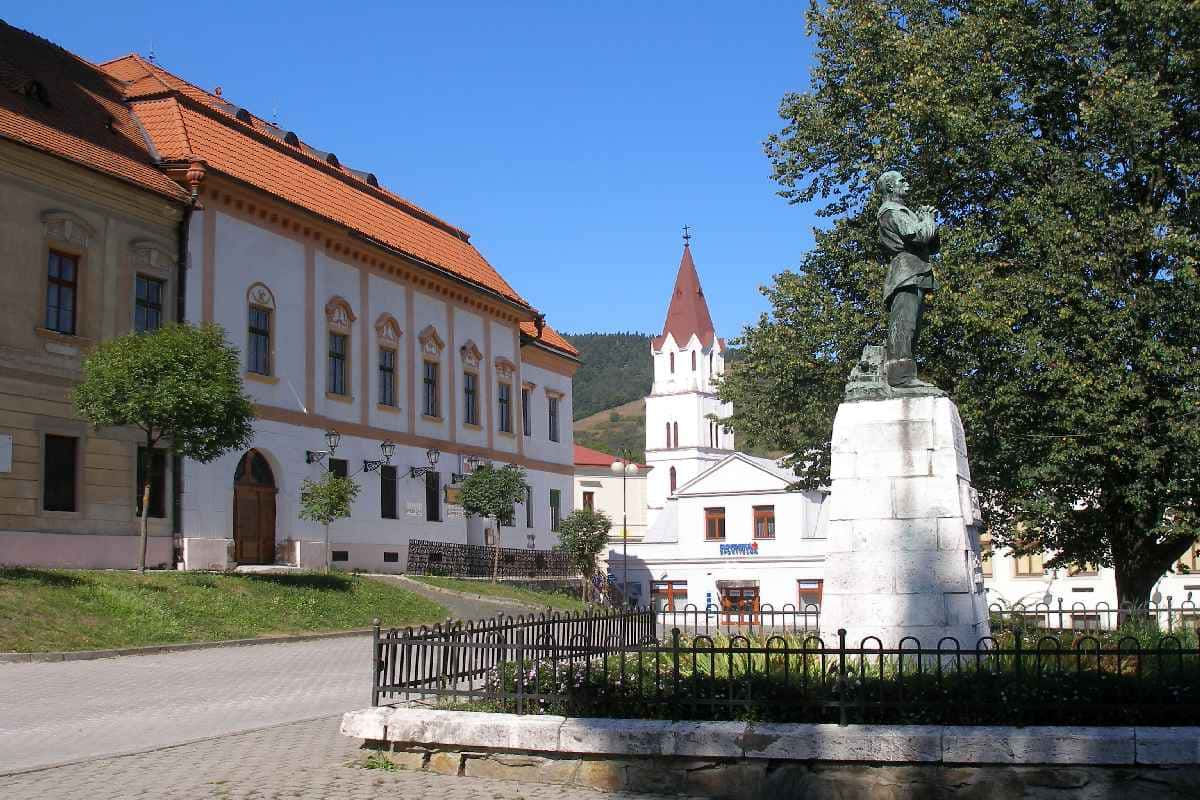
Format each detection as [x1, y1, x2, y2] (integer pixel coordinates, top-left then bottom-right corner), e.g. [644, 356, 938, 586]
[573, 444, 650, 542]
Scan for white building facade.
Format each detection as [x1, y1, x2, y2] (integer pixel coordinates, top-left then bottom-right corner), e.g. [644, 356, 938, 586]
[101, 55, 579, 573]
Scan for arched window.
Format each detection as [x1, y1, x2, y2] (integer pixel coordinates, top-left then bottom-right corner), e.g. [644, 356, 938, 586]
[665, 421, 671, 448]
[669, 352, 675, 373]
[691, 351, 696, 370]
[673, 421, 679, 448]
[246, 283, 275, 376]
[669, 466, 677, 494]
[375, 314, 402, 408]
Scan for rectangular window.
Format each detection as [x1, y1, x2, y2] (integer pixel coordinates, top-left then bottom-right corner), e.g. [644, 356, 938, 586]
[380, 464, 397, 519]
[423, 360, 440, 417]
[425, 471, 441, 522]
[521, 387, 532, 437]
[548, 396, 560, 442]
[583, 491, 595, 511]
[798, 579, 824, 609]
[753, 505, 775, 539]
[704, 507, 726, 540]
[1071, 614, 1102, 631]
[498, 382, 513, 433]
[378, 348, 397, 407]
[383, 551, 399, 563]
[136, 446, 167, 519]
[651, 580, 688, 612]
[328, 332, 348, 395]
[329, 458, 348, 478]
[549, 488, 561, 532]
[525, 485, 534, 528]
[979, 532, 993, 577]
[331, 550, 349, 562]
[463, 371, 479, 425]
[248, 306, 271, 375]
[1014, 551, 1045, 577]
[1068, 562, 1099, 577]
[135, 275, 165, 333]
[43, 434, 78, 512]
[45, 250, 78, 335]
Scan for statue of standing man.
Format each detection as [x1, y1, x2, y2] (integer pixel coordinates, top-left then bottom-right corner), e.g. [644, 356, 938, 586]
[877, 170, 940, 390]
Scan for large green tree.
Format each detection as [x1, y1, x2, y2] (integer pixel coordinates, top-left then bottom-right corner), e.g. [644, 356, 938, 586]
[721, 0, 1200, 605]
[75, 323, 255, 573]
[459, 464, 529, 581]
[557, 508, 613, 601]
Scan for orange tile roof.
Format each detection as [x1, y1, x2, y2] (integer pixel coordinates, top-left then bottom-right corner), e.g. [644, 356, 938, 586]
[573, 443, 647, 469]
[521, 320, 577, 358]
[0, 22, 187, 201]
[653, 243, 716, 349]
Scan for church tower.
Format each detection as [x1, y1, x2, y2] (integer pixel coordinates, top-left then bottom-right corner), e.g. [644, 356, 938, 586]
[644, 237, 734, 523]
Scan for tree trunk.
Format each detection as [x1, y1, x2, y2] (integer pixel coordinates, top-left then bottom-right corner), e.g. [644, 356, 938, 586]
[491, 519, 500, 583]
[1113, 559, 1163, 609]
[323, 522, 330, 575]
[138, 480, 151, 575]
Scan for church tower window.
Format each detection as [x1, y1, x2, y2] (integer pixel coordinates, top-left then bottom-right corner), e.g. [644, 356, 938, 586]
[669, 352, 675, 373]
[669, 466, 677, 494]
[691, 351, 696, 370]
[673, 421, 679, 448]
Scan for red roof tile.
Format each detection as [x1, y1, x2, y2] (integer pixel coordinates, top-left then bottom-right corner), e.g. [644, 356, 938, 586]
[653, 243, 716, 349]
[521, 320, 577, 358]
[0, 22, 187, 201]
[574, 444, 646, 469]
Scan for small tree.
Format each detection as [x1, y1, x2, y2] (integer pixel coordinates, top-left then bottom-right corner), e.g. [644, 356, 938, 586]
[458, 464, 528, 582]
[298, 470, 361, 573]
[557, 508, 612, 602]
[74, 323, 255, 573]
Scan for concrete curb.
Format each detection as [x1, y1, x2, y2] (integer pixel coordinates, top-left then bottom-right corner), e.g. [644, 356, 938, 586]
[0, 628, 372, 665]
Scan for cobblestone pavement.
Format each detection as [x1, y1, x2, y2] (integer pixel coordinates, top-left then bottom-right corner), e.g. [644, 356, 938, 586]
[0, 716, 699, 800]
[0, 635, 376, 773]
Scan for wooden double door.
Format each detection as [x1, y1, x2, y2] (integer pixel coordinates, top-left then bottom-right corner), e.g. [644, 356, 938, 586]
[233, 450, 276, 564]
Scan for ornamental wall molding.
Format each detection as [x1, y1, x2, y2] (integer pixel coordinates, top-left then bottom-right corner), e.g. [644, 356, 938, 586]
[129, 239, 176, 274]
[460, 340, 482, 369]
[325, 296, 357, 331]
[375, 314, 402, 344]
[41, 209, 95, 248]
[247, 282, 276, 309]
[418, 324, 445, 357]
[494, 356, 517, 379]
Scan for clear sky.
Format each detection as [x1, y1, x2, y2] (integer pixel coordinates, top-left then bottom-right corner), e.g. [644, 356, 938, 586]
[7, 2, 820, 339]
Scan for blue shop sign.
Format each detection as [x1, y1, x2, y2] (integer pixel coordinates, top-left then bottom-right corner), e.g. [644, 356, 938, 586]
[719, 542, 759, 556]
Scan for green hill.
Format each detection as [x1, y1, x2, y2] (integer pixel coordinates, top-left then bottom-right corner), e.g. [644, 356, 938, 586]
[563, 332, 653, 420]
[574, 399, 647, 462]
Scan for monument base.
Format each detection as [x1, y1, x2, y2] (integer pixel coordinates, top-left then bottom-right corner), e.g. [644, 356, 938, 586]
[819, 394, 990, 650]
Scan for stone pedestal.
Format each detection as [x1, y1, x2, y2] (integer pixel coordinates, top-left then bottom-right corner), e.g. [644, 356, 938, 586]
[820, 396, 990, 649]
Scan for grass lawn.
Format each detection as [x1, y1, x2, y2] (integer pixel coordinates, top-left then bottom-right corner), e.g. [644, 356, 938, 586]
[0, 568, 447, 653]
[413, 576, 587, 611]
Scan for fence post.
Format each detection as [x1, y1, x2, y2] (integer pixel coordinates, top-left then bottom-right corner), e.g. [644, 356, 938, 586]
[371, 618, 381, 707]
[672, 627, 681, 701]
[1013, 626, 1024, 727]
[837, 628, 848, 727]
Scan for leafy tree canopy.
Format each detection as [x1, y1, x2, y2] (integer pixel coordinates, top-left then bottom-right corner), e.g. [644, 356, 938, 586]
[557, 508, 613, 578]
[459, 464, 529, 522]
[720, 0, 1200, 604]
[299, 472, 361, 527]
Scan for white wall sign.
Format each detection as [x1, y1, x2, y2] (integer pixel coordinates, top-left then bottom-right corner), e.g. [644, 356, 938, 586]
[0, 434, 11, 473]
[447, 505, 465, 520]
[405, 502, 423, 518]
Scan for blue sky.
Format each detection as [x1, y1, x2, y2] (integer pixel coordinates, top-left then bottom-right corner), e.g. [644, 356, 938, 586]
[9, 2, 820, 339]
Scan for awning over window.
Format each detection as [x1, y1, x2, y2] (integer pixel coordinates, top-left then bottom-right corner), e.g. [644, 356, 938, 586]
[715, 579, 760, 590]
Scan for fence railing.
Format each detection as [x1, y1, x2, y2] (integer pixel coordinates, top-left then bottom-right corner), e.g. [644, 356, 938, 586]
[988, 599, 1200, 633]
[405, 539, 574, 578]
[656, 603, 820, 636]
[372, 607, 655, 706]
[371, 606, 1200, 725]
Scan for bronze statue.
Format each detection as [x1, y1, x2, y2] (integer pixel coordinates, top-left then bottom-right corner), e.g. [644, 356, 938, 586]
[877, 170, 939, 390]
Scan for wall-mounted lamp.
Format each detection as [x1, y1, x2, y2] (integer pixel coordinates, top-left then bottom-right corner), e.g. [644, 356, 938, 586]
[452, 454, 485, 483]
[305, 429, 341, 465]
[363, 440, 397, 473]
[409, 447, 440, 479]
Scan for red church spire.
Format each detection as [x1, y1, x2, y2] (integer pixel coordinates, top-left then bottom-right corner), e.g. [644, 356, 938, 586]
[654, 230, 716, 349]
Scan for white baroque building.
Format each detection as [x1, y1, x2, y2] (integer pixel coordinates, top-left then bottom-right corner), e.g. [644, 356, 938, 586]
[602, 241, 1200, 625]
[95, 55, 579, 573]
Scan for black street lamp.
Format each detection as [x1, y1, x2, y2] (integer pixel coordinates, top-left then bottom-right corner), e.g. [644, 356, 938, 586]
[362, 440, 396, 473]
[305, 429, 341, 466]
[409, 447, 441, 479]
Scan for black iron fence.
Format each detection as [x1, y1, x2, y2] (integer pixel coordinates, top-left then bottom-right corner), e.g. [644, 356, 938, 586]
[656, 603, 820, 636]
[406, 539, 573, 578]
[371, 606, 1200, 725]
[989, 599, 1200, 633]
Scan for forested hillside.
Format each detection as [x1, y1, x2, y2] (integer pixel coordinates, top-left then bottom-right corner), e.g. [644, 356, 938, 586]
[563, 332, 653, 420]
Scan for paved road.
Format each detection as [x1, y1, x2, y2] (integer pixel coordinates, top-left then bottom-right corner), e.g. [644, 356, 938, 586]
[372, 574, 541, 623]
[0, 715, 699, 799]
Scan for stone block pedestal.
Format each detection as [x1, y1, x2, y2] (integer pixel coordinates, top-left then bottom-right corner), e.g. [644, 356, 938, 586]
[819, 395, 990, 648]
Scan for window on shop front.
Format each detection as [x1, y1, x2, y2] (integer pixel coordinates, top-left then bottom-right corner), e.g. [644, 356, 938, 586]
[651, 580, 688, 612]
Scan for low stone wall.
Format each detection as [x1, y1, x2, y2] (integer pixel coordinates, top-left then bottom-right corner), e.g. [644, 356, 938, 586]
[342, 707, 1200, 799]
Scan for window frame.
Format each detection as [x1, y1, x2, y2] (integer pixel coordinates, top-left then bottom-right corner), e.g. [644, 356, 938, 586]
[45, 249, 80, 335]
[797, 578, 824, 609]
[42, 433, 79, 513]
[247, 304, 273, 376]
[497, 381, 513, 434]
[979, 532, 994, 577]
[753, 505, 776, 540]
[136, 446, 168, 519]
[547, 394, 560, 442]
[327, 330, 349, 397]
[378, 345, 398, 408]
[1014, 551, 1046, 577]
[704, 507, 726, 541]
[422, 359, 441, 418]
[669, 466, 677, 494]
[380, 464, 398, 519]
[134, 274, 166, 333]
[549, 488, 561, 532]
[521, 385, 532, 437]
[463, 369, 480, 427]
[425, 470, 442, 522]
[582, 491, 595, 511]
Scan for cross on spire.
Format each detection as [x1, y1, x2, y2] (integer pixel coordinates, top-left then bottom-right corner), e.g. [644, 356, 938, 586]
[682, 225, 692, 246]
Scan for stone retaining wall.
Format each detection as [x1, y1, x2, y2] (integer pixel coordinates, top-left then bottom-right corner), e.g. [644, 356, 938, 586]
[342, 708, 1200, 799]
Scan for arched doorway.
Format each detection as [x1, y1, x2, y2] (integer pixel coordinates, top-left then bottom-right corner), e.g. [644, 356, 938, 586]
[233, 450, 276, 564]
